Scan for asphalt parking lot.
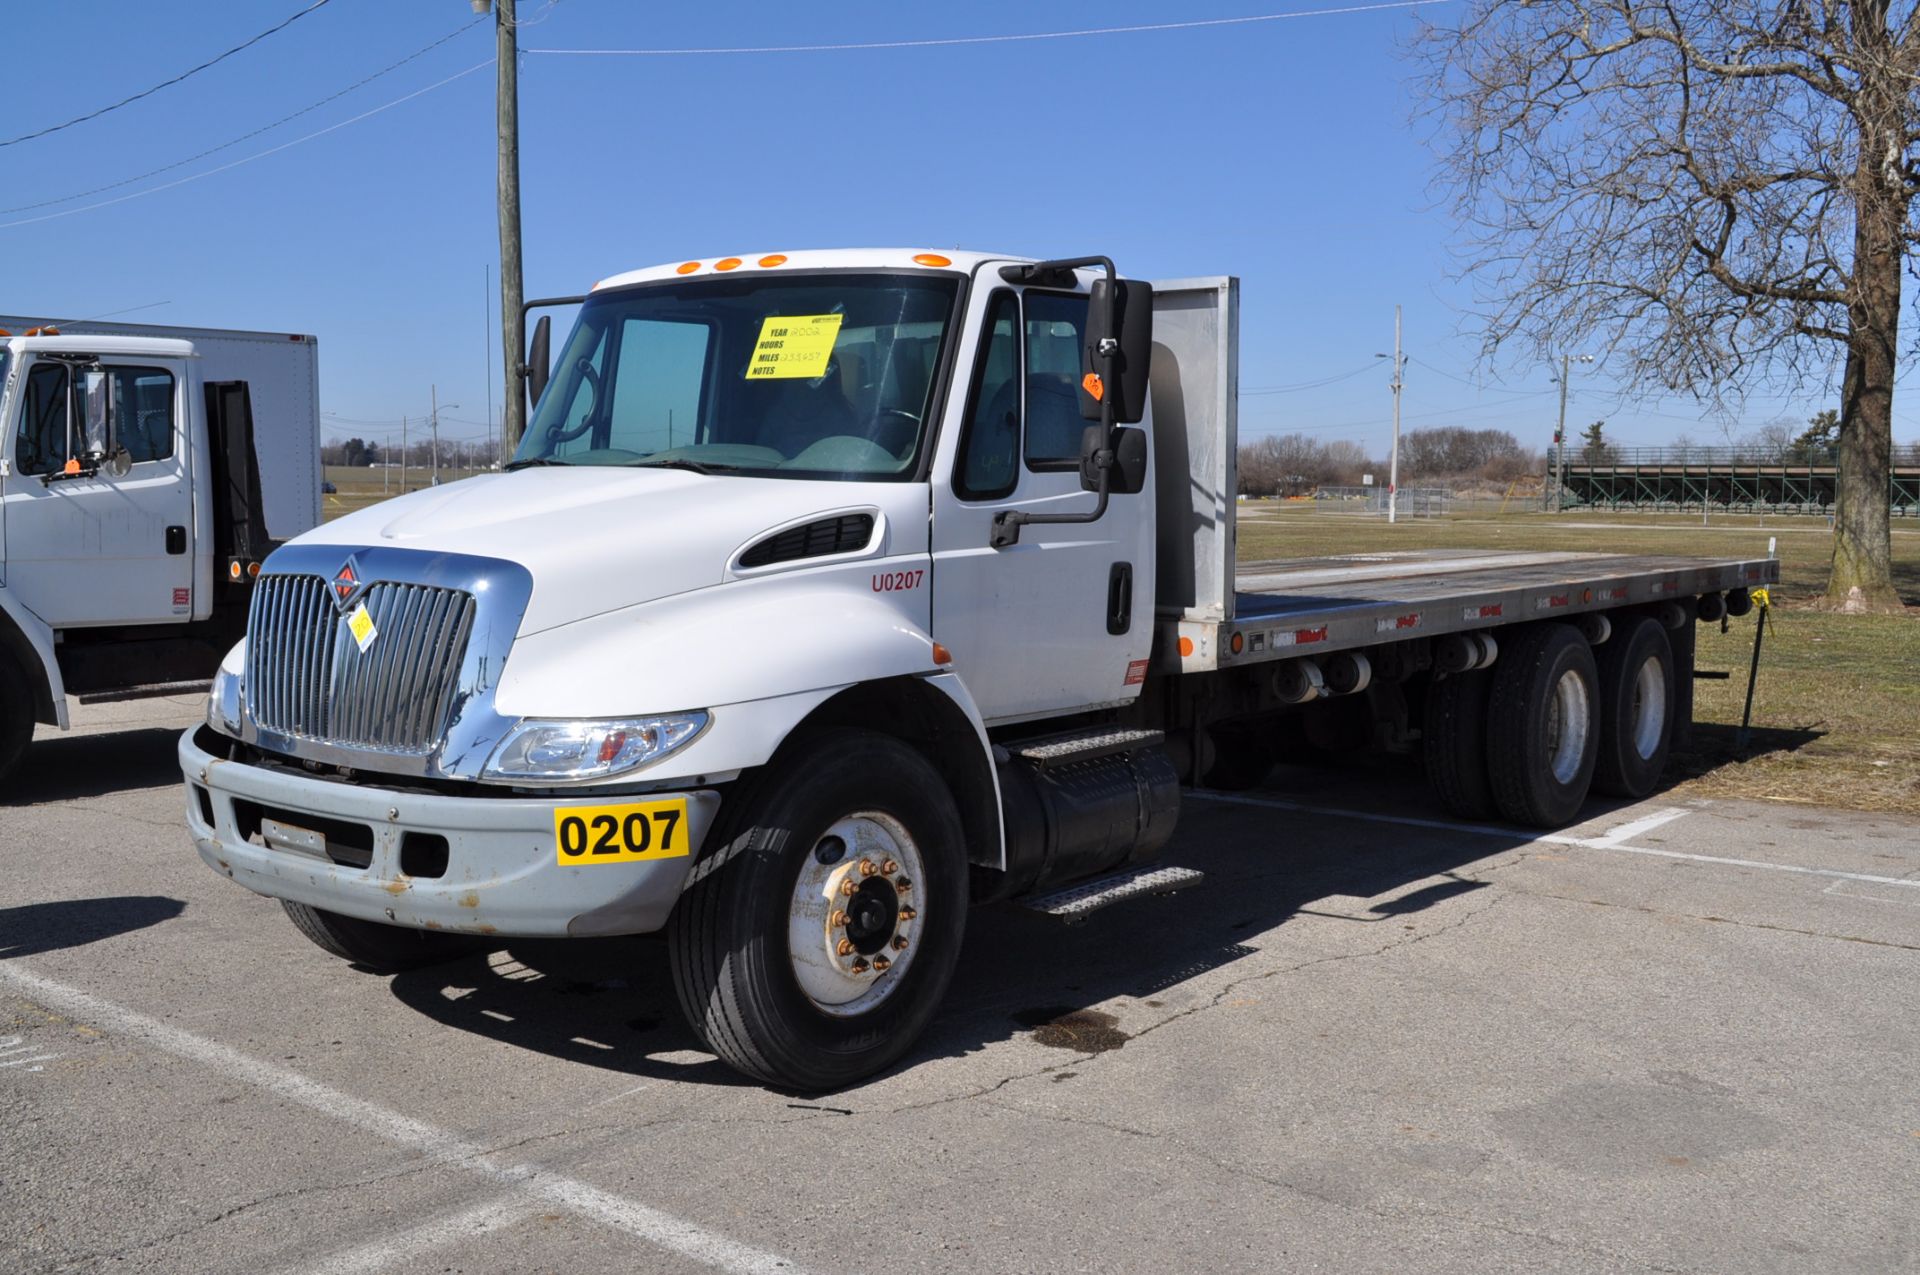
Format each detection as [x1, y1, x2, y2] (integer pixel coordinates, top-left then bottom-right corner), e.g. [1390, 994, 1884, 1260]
[5, 697, 1918, 1274]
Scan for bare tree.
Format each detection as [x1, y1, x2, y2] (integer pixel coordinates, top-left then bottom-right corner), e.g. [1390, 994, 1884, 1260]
[1416, 0, 1914, 610]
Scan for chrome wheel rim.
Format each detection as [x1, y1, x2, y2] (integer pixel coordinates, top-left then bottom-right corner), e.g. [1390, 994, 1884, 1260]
[1631, 657, 1668, 760]
[1546, 668, 1592, 785]
[787, 812, 923, 1018]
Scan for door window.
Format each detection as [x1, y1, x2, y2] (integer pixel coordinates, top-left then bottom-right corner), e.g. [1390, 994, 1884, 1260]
[953, 292, 1021, 501]
[1022, 292, 1090, 466]
[13, 362, 174, 475]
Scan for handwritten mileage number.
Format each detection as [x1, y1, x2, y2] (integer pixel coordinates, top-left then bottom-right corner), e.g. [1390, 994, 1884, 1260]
[553, 798, 690, 866]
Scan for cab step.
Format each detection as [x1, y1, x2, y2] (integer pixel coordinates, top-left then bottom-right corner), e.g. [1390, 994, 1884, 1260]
[1014, 864, 1205, 923]
[1011, 726, 1164, 771]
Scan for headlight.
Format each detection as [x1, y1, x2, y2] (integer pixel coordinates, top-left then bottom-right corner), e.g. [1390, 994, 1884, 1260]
[483, 712, 709, 782]
[207, 640, 246, 737]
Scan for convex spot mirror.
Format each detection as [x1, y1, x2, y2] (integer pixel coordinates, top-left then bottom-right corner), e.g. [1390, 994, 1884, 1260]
[1078, 424, 1148, 496]
[1077, 278, 1154, 426]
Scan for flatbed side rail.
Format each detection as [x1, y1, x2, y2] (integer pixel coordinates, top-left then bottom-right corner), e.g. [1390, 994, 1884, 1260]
[1161, 557, 1778, 674]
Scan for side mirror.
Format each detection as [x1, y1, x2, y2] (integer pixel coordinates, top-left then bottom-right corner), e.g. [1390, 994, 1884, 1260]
[1078, 425, 1148, 495]
[525, 314, 552, 414]
[1078, 278, 1154, 425]
[82, 369, 112, 460]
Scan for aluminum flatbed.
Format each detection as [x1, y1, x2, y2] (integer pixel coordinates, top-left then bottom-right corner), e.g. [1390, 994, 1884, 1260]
[1166, 549, 1779, 673]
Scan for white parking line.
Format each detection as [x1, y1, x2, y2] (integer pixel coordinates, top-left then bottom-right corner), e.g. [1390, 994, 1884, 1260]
[305, 1195, 539, 1275]
[0, 962, 807, 1275]
[1190, 791, 1920, 889]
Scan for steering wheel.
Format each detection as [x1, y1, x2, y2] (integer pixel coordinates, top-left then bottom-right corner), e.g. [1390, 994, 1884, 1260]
[543, 357, 603, 444]
[871, 408, 921, 456]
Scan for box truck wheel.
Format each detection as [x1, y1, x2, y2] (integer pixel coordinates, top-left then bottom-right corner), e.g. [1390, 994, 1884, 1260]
[1591, 615, 1674, 799]
[1423, 670, 1496, 819]
[280, 900, 477, 972]
[1486, 624, 1600, 827]
[0, 652, 33, 787]
[668, 728, 968, 1091]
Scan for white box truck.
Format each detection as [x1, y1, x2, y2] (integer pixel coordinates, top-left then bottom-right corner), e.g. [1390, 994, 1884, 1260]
[178, 251, 1775, 1089]
[0, 315, 320, 781]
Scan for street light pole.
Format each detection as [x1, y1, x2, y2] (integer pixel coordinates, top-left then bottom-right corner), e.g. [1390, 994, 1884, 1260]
[1389, 305, 1402, 525]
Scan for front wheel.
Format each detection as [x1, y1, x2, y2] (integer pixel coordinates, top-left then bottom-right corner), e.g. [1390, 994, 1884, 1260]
[280, 900, 478, 972]
[668, 729, 968, 1091]
[0, 652, 36, 788]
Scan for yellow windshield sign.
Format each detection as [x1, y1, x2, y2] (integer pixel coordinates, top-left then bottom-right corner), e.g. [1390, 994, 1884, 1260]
[746, 313, 843, 379]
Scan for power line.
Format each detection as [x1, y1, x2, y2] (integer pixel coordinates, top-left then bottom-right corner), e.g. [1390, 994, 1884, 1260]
[0, 16, 488, 216]
[523, 1, 1452, 57]
[0, 0, 337, 149]
[0, 60, 494, 232]
[1242, 362, 1385, 395]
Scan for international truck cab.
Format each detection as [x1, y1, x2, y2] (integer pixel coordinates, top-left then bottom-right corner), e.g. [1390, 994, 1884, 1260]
[179, 250, 1775, 1090]
[0, 319, 319, 782]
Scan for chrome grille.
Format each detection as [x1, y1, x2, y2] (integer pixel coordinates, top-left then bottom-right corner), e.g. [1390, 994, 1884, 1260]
[247, 575, 477, 754]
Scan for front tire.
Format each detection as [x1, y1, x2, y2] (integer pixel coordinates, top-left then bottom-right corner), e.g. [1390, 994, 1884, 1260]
[1592, 616, 1675, 799]
[1486, 624, 1600, 827]
[280, 900, 477, 972]
[0, 652, 36, 788]
[668, 729, 968, 1091]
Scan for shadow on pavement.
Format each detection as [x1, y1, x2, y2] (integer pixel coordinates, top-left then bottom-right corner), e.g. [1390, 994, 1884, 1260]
[3, 727, 185, 805]
[0, 896, 186, 959]
[383, 764, 1554, 1092]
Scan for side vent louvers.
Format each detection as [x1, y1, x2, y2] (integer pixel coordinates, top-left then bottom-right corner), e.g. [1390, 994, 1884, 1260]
[738, 514, 875, 569]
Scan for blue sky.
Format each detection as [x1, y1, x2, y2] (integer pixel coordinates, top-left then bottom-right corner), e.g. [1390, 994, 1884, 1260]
[2, 0, 1899, 460]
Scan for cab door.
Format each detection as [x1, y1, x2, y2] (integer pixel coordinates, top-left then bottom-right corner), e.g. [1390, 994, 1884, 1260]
[0, 356, 194, 627]
[928, 280, 1155, 724]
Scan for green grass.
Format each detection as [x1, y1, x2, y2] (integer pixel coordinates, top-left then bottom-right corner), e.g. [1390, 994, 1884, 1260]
[323, 465, 491, 522]
[1239, 504, 1920, 815]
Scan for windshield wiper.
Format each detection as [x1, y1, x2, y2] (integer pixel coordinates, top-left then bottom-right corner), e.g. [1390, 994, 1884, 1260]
[627, 458, 742, 475]
[504, 457, 571, 471]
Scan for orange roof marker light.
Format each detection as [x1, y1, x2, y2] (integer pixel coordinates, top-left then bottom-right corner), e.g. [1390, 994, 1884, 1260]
[758, 254, 788, 268]
[714, 257, 743, 271]
[675, 261, 702, 275]
[912, 253, 952, 268]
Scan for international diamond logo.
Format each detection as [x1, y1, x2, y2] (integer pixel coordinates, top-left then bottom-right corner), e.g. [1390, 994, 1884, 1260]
[331, 559, 363, 614]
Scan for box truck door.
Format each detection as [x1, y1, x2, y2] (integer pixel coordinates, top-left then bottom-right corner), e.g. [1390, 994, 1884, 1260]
[929, 286, 1156, 722]
[0, 357, 195, 626]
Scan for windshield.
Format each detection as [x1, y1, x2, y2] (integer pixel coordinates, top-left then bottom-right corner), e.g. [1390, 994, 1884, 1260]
[514, 272, 962, 479]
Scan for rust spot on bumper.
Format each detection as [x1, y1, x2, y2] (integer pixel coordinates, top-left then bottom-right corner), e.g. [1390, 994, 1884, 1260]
[457, 890, 480, 909]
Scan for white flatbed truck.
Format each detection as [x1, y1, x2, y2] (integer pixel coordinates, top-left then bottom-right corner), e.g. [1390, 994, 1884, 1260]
[0, 316, 320, 782]
[177, 250, 1776, 1089]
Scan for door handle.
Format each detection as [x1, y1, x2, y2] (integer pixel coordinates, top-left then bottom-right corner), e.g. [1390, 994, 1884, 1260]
[1107, 562, 1132, 636]
[165, 526, 187, 555]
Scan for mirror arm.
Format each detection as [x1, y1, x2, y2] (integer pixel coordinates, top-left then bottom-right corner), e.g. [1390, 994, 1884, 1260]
[991, 256, 1122, 549]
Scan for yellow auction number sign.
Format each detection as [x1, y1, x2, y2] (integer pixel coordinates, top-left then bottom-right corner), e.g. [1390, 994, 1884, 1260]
[553, 798, 690, 865]
[746, 313, 843, 379]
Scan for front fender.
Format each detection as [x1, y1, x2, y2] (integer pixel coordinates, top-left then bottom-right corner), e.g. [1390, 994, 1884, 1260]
[0, 586, 65, 727]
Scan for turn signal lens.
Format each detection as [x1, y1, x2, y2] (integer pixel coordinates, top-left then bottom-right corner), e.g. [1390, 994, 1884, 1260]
[1230, 632, 1245, 654]
[675, 261, 701, 275]
[758, 254, 788, 267]
[715, 257, 742, 271]
[912, 253, 952, 267]
[932, 642, 953, 665]
[1178, 636, 1195, 658]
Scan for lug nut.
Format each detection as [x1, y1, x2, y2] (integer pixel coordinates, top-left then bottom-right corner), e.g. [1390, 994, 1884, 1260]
[839, 878, 858, 897]
[892, 935, 909, 951]
[897, 907, 917, 922]
[858, 858, 878, 878]
[881, 858, 900, 875]
[836, 938, 855, 957]
[872, 956, 892, 972]
[894, 877, 912, 895]
[851, 958, 869, 973]
[830, 910, 848, 928]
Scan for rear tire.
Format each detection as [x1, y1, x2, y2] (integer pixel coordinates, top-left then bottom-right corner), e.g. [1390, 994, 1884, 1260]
[1592, 616, 1674, 799]
[668, 729, 968, 1091]
[1486, 624, 1600, 827]
[0, 652, 36, 789]
[1423, 671, 1496, 819]
[280, 900, 477, 972]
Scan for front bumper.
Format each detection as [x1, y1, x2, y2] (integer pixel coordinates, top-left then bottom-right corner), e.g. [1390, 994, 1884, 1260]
[179, 726, 722, 938]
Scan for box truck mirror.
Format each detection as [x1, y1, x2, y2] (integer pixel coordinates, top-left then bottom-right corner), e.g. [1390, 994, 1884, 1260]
[1080, 425, 1148, 495]
[525, 314, 552, 415]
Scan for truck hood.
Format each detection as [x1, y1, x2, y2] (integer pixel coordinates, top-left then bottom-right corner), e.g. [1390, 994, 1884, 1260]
[289, 468, 926, 634]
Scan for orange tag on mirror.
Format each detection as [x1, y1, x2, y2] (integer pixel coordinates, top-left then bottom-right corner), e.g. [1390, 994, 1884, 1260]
[62, 458, 81, 475]
[1082, 372, 1104, 401]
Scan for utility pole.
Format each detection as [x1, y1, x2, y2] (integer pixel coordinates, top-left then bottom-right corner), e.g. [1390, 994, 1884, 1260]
[431, 384, 441, 487]
[1553, 353, 1570, 513]
[483, 263, 495, 468]
[487, 0, 526, 464]
[1389, 305, 1402, 525]
[400, 415, 409, 495]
